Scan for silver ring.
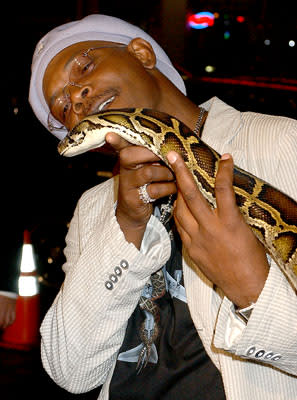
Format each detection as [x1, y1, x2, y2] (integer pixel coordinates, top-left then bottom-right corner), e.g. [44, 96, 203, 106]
[138, 183, 156, 204]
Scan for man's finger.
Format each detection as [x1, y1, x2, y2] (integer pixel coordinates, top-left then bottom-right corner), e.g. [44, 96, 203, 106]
[106, 133, 162, 165]
[174, 191, 199, 236]
[106, 132, 131, 151]
[215, 154, 238, 220]
[174, 206, 192, 248]
[167, 151, 211, 221]
[120, 146, 162, 168]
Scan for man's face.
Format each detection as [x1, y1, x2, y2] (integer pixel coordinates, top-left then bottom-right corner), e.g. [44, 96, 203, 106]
[43, 40, 160, 132]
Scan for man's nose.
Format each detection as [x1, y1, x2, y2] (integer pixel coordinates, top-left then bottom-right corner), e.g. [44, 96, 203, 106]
[71, 86, 90, 114]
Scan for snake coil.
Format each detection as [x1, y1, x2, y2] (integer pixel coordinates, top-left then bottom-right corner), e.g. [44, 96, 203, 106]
[58, 108, 297, 290]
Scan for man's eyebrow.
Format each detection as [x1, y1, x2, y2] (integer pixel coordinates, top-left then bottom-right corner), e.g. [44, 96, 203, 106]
[64, 53, 77, 69]
[64, 47, 85, 69]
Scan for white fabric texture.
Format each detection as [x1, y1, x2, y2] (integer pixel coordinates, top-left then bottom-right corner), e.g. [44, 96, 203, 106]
[40, 97, 297, 399]
[0, 291, 18, 299]
[28, 14, 186, 139]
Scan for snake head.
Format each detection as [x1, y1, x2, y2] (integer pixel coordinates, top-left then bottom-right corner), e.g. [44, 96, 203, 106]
[57, 119, 107, 157]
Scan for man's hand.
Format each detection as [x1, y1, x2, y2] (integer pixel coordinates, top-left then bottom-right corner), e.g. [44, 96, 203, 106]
[0, 295, 16, 330]
[167, 151, 269, 308]
[106, 132, 176, 248]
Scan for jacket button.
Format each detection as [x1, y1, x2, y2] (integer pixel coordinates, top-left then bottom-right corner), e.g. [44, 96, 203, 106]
[120, 259, 129, 269]
[114, 266, 122, 276]
[105, 281, 113, 290]
[271, 354, 282, 361]
[109, 274, 118, 283]
[255, 350, 265, 358]
[246, 346, 256, 356]
[264, 351, 274, 360]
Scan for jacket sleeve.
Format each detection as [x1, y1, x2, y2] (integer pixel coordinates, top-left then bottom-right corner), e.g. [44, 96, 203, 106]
[40, 178, 171, 393]
[214, 115, 297, 376]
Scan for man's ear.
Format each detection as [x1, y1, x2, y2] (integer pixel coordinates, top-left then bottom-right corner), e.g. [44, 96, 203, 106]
[127, 37, 156, 69]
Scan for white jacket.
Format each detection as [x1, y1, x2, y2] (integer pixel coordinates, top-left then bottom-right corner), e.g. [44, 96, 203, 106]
[40, 97, 297, 399]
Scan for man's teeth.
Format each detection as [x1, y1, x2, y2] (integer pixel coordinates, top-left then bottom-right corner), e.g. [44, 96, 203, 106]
[98, 96, 115, 111]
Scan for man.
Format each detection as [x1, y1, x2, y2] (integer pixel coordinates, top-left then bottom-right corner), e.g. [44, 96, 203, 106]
[29, 14, 297, 399]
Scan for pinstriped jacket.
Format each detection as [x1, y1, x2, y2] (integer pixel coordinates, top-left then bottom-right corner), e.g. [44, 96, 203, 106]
[40, 97, 297, 399]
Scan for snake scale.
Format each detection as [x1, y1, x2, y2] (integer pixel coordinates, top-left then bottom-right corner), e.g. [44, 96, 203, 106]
[58, 108, 297, 290]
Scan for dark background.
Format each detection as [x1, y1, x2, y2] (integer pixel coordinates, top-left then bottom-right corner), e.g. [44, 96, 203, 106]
[2, 1, 296, 397]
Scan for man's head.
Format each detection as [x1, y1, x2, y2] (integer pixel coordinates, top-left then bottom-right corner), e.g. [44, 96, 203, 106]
[29, 14, 186, 139]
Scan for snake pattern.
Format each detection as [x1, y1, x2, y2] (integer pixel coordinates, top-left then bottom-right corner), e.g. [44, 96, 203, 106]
[58, 108, 297, 291]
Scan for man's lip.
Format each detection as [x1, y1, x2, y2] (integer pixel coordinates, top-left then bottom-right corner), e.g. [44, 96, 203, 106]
[91, 94, 116, 114]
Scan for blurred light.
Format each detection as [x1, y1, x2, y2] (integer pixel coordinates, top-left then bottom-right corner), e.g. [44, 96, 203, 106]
[289, 40, 295, 47]
[96, 170, 113, 178]
[205, 65, 216, 73]
[13, 107, 19, 115]
[47, 257, 53, 264]
[18, 276, 38, 296]
[236, 16, 245, 23]
[187, 12, 215, 30]
[20, 244, 36, 273]
[196, 76, 297, 92]
[264, 39, 271, 46]
[223, 13, 229, 20]
[213, 12, 219, 19]
[224, 31, 231, 40]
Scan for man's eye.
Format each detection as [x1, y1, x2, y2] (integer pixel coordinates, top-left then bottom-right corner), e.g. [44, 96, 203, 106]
[81, 61, 92, 74]
[55, 102, 70, 123]
[71, 57, 94, 80]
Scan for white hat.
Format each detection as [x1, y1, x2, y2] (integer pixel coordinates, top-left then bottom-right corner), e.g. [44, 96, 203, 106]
[29, 14, 186, 139]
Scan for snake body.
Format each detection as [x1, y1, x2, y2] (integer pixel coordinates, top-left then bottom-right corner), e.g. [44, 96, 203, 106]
[58, 108, 297, 289]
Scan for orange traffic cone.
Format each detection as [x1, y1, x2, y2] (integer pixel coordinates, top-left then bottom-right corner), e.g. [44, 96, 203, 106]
[1, 229, 40, 350]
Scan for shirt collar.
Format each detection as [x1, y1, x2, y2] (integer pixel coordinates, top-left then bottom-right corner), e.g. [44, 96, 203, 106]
[199, 97, 243, 151]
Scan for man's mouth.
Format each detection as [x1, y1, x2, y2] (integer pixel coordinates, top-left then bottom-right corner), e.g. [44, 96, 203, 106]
[97, 95, 116, 112]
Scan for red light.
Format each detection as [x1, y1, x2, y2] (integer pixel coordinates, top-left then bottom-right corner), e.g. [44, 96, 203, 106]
[236, 16, 245, 23]
[187, 12, 215, 29]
